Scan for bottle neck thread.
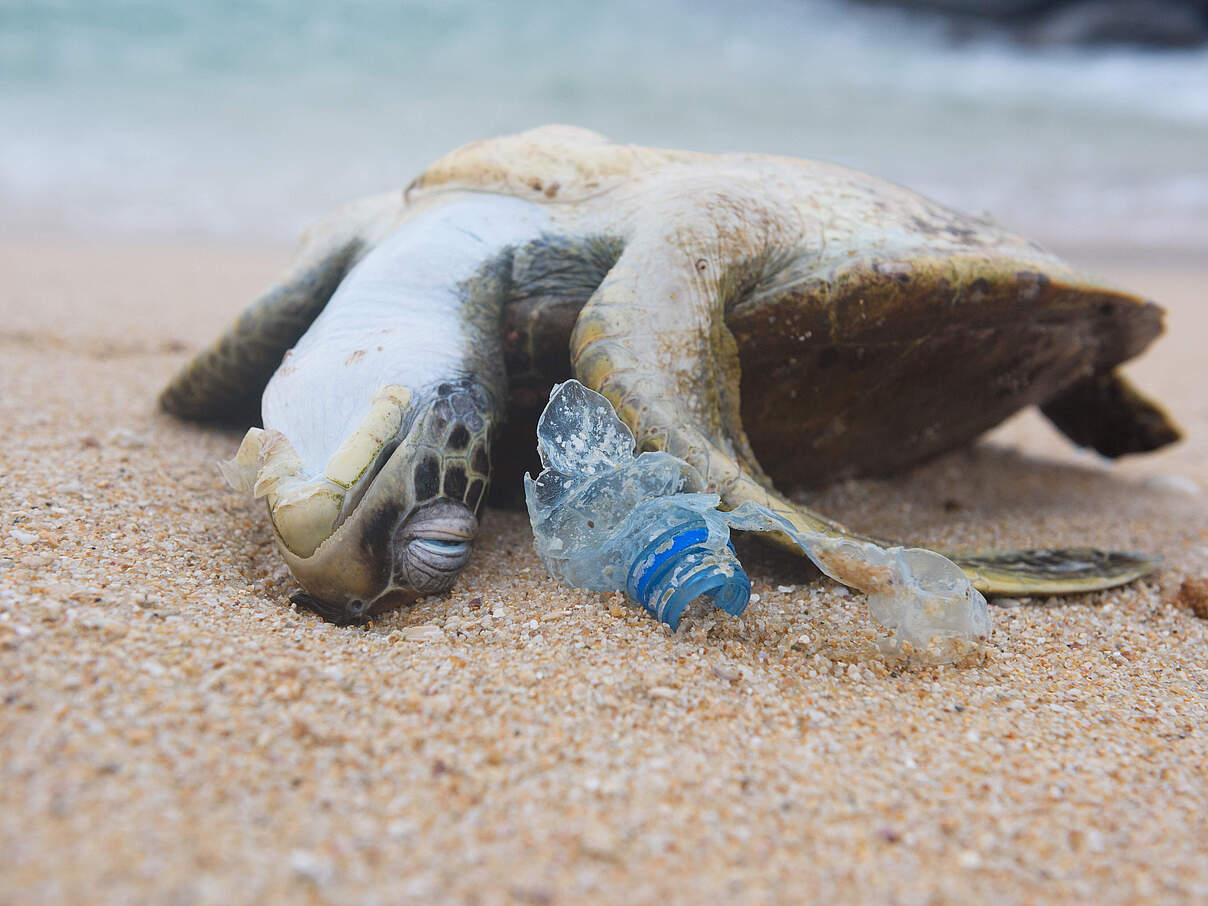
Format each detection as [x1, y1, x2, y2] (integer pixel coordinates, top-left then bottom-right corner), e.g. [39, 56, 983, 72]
[625, 523, 751, 630]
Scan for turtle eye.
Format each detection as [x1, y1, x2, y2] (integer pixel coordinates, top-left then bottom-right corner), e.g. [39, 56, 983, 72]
[401, 537, 473, 594]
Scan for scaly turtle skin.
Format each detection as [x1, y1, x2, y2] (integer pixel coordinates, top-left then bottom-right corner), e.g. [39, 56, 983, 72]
[160, 126, 1180, 623]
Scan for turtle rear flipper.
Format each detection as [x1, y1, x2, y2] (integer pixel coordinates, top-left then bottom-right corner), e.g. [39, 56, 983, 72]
[159, 192, 403, 425]
[571, 214, 1161, 598]
[1041, 370, 1181, 458]
[950, 548, 1160, 595]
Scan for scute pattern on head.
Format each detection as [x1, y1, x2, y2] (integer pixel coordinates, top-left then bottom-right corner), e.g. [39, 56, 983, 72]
[420, 379, 495, 516]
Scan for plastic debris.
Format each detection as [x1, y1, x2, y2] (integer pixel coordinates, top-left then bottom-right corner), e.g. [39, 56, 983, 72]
[523, 380, 749, 629]
[525, 381, 991, 655]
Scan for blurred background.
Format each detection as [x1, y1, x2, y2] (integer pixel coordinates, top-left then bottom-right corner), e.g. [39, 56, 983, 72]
[2, 0, 1205, 252]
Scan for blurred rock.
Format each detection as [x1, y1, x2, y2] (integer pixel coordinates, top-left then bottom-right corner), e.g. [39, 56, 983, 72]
[1028, 1, 1208, 47]
[869, 1, 1056, 14]
[857, 0, 1208, 47]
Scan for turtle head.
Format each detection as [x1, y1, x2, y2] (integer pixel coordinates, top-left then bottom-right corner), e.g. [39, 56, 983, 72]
[272, 380, 494, 624]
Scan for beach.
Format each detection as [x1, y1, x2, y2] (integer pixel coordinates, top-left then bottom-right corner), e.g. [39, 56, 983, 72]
[1, 237, 1205, 904]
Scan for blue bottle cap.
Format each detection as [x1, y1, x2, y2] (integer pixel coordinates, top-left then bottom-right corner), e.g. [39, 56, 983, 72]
[626, 523, 751, 630]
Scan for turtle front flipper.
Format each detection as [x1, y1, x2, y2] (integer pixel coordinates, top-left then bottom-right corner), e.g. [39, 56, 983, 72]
[571, 218, 1159, 598]
[160, 193, 403, 425]
[570, 208, 885, 563]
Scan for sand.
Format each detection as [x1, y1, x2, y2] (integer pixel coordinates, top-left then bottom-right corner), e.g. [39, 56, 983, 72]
[1, 238, 1205, 905]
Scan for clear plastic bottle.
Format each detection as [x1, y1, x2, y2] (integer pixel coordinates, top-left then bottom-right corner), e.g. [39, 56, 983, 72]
[525, 381, 990, 655]
[523, 380, 751, 628]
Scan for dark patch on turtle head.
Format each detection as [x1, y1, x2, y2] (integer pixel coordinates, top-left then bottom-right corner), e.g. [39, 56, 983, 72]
[414, 455, 441, 501]
[447, 424, 471, 451]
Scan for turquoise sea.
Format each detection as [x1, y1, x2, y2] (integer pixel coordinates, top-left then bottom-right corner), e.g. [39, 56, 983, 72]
[2, 0, 1206, 249]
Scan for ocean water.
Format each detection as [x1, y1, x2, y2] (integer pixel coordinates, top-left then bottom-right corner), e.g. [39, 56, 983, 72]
[2, 0, 1206, 249]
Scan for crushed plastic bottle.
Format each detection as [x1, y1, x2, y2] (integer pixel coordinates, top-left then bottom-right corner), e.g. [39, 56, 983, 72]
[525, 381, 991, 656]
[523, 380, 750, 628]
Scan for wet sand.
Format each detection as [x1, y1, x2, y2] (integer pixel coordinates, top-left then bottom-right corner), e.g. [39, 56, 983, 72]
[1, 238, 1205, 904]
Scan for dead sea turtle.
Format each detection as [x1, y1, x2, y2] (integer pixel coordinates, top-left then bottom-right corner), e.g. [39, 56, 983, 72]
[160, 125, 1179, 623]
